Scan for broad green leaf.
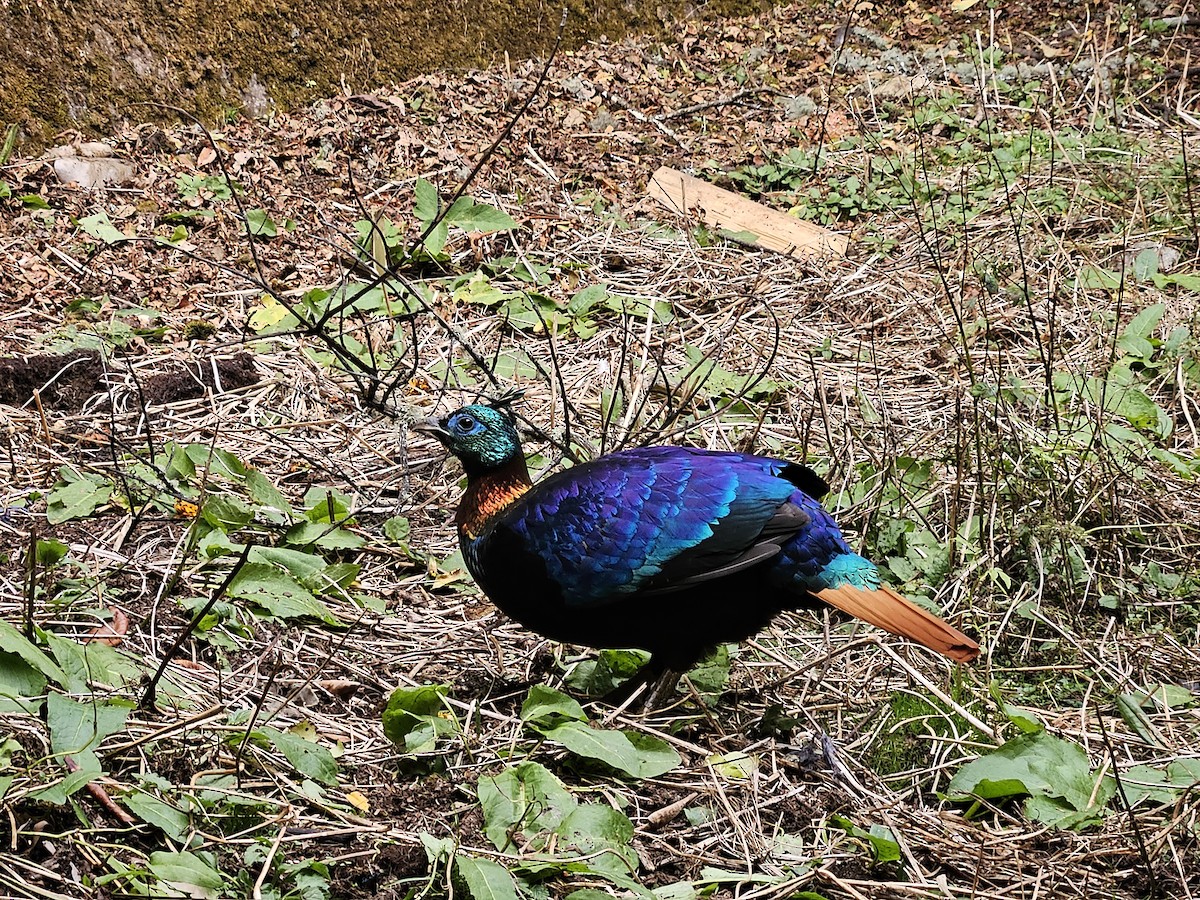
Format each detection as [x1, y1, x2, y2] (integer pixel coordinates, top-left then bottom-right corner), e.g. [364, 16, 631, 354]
[420, 832, 455, 864]
[520, 684, 587, 727]
[36, 539, 69, 566]
[249, 295, 295, 332]
[200, 493, 255, 530]
[46, 469, 113, 524]
[1132, 683, 1196, 710]
[28, 763, 100, 804]
[565, 649, 649, 696]
[652, 884, 700, 900]
[0, 620, 66, 685]
[78, 211, 127, 244]
[45, 633, 144, 693]
[47, 693, 133, 771]
[414, 178, 439, 223]
[246, 469, 295, 520]
[444, 196, 517, 233]
[947, 730, 1115, 828]
[477, 761, 576, 851]
[831, 815, 902, 863]
[1130, 249, 1160, 284]
[383, 516, 410, 543]
[284, 521, 366, 551]
[555, 804, 639, 878]
[148, 850, 226, 899]
[250, 546, 327, 580]
[302, 486, 355, 523]
[567, 284, 607, 317]
[262, 725, 338, 785]
[382, 684, 457, 753]
[536, 721, 680, 779]
[304, 562, 360, 595]
[1118, 303, 1165, 357]
[184, 444, 248, 479]
[1001, 703, 1043, 734]
[1116, 693, 1168, 748]
[243, 208, 278, 238]
[122, 789, 191, 842]
[687, 644, 732, 701]
[454, 855, 520, 900]
[0, 652, 47, 714]
[227, 562, 342, 625]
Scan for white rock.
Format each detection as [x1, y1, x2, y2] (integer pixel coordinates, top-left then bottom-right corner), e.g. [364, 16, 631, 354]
[53, 156, 135, 188]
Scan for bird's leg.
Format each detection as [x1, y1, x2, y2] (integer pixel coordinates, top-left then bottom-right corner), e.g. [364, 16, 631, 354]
[639, 667, 684, 711]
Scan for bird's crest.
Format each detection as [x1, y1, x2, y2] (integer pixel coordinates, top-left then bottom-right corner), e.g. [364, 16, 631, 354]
[487, 387, 526, 411]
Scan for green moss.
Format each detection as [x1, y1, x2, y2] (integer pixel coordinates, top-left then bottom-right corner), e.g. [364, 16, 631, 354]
[0, 0, 781, 149]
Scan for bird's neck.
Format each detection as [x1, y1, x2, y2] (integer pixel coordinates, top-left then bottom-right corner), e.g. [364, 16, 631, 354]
[456, 456, 532, 539]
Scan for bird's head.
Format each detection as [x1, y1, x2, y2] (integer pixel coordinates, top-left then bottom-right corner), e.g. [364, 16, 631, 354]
[415, 403, 523, 475]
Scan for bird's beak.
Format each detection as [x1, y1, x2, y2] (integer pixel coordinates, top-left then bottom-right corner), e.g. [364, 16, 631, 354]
[412, 416, 451, 443]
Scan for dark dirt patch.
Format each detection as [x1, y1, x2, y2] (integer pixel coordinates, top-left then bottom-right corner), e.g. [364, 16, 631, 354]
[0, 349, 105, 411]
[141, 353, 260, 404]
[330, 842, 429, 899]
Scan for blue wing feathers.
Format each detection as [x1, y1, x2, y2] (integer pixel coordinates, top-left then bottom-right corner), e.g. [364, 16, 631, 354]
[480, 446, 865, 609]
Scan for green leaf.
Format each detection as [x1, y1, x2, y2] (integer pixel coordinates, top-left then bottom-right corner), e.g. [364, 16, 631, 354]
[47, 693, 133, 771]
[831, 815, 901, 863]
[444, 196, 517, 233]
[227, 562, 342, 625]
[534, 721, 679, 779]
[454, 855, 520, 900]
[565, 649, 649, 696]
[262, 725, 339, 785]
[947, 730, 1115, 828]
[1118, 303, 1165, 357]
[250, 547, 327, 581]
[554, 804, 639, 878]
[382, 684, 457, 753]
[1116, 693, 1168, 749]
[687, 644, 732, 702]
[1001, 703, 1043, 734]
[0, 620, 67, 686]
[1132, 683, 1196, 710]
[200, 493, 255, 530]
[246, 469, 295, 520]
[705, 751, 757, 780]
[243, 208, 278, 238]
[414, 178, 439, 223]
[0, 651, 47, 714]
[45, 633, 144, 693]
[122, 789, 191, 842]
[567, 284, 607, 317]
[383, 516, 410, 543]
[36, 538, 69, 566]
[148, 850, 226, 899]
[78, 211, 127, 244]
[20, 193, 50, 209]
[477, 761, 576, 851]
[46, 468, 113, 523]
[520, 684, 587, 727]
[1130, 249, 1160, 284]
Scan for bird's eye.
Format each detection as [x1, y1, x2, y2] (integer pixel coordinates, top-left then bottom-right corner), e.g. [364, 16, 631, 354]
[450, 414, 479, 434]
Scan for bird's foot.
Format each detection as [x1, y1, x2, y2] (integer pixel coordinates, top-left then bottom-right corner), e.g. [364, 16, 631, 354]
[600, 665, 683, 712]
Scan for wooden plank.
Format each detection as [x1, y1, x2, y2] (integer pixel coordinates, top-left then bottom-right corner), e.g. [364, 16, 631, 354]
[646, 165, 848, 258]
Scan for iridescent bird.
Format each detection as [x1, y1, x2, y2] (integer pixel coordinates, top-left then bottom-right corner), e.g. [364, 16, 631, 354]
[417, 399, 978, 706]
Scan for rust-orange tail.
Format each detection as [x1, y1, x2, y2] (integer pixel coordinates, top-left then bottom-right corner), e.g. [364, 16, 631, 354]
[815, 584, 979, 663]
